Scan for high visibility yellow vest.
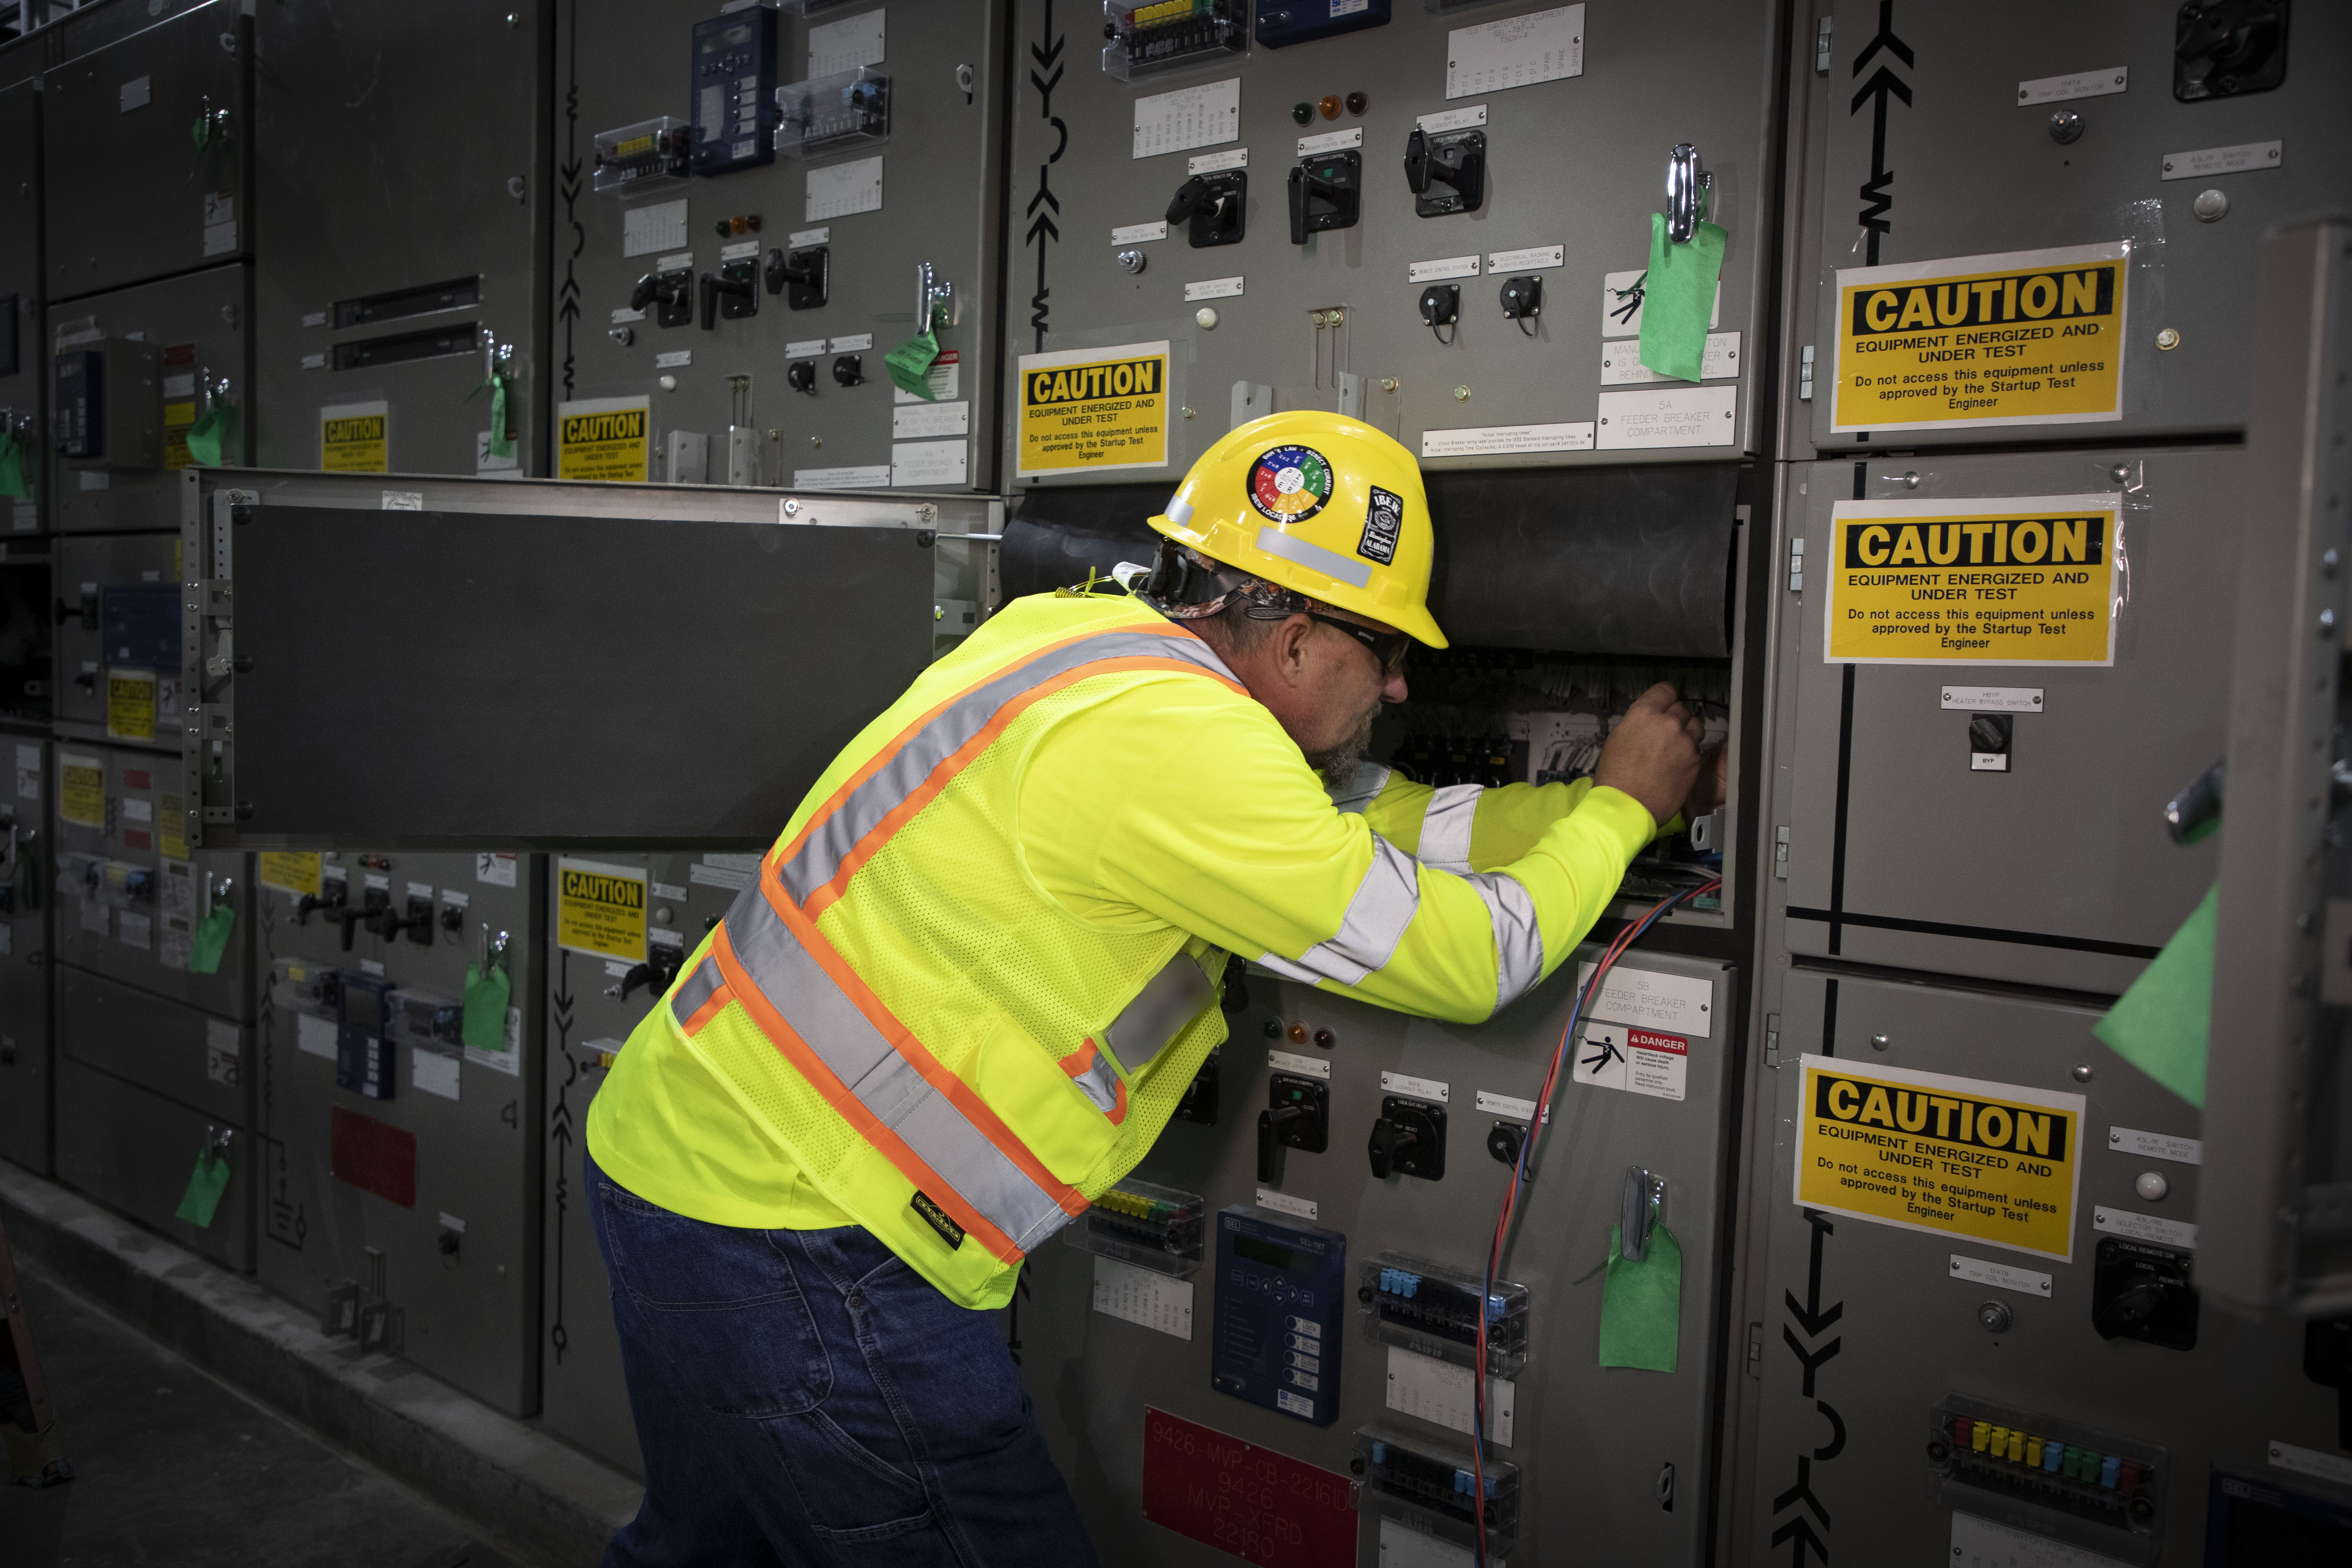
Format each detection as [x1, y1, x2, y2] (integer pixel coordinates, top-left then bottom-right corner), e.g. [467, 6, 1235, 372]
[649, 594, 1246, 1308]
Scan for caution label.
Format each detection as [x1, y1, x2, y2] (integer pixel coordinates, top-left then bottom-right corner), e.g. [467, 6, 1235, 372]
[320, 401, 390, 472]
[557, 857, 648, 962]
[1832, 241, 2127, 434]
[106, 668, 158, 741]
[59, 752, 105, 828]
[1795, 1055, 2083, 1262]
[1825, 495, 2118, 666]
[258, 852, 323, 898]
[1015, 341, 1170, 478]
[556, 397, 651, 483]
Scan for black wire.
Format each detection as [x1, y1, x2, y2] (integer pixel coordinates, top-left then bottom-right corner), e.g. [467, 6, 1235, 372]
[1429, 319, 1456, 346]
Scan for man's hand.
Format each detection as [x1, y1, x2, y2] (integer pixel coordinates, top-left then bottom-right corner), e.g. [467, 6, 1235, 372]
[1593, 683, 1704, 827]
[1684, 742, 1729, 820]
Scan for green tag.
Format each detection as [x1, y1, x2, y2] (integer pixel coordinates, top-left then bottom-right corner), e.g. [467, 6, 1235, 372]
[0, 427, 27, 499]
[885, 330, 941, 400]
[184, 401, 233, 468]
[488, 374, 514, 457]
[2091, 884, 2214, 1109]
[188, 903, 235, 973]
[463, 962, 513, 1052]
[175, 1148, 231, 1228]
[191, 117, 213, 153]
[1597, 1220, 1682, 1372]
[1637, 212, 1728, 384]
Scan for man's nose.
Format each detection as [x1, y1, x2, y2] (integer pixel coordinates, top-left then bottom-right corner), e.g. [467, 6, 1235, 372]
[1382, 669, 1409, 704]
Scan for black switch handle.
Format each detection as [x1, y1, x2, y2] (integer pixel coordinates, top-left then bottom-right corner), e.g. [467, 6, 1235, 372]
[1367, 1116, 1419, 1180]
[1257, 1105, 1301, 1184]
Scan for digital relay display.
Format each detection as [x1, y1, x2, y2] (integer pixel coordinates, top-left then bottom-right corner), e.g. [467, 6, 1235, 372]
[1211, 1204, 1346, 1426]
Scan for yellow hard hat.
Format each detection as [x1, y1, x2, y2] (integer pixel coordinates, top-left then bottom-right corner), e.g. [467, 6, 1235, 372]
[1148, 411, 1449, 648]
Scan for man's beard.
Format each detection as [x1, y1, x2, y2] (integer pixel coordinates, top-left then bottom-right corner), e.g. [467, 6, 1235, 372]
[1306, 704, 1379, 791]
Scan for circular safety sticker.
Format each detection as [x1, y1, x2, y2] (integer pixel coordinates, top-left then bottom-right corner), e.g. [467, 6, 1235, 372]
[1246, 444, 1334, 525]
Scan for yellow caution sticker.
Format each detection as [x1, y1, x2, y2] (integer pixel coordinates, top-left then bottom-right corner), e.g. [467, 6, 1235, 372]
[321, 400, 391, 473]
[557, 857, 648, 962]
[59, 752, 106, 828]
[106, 668, 158, 740]
[1795, 1055, 2083, 1262]
[1832, 241, 2127, 434]
[163, 400, 197, 472]
[160, 793, 187, 861]
[1015, 341, 1171, 478]
[556, 397, 651, 483]
[258, 852, 323, 898]
[1825, 495, 2118, 666]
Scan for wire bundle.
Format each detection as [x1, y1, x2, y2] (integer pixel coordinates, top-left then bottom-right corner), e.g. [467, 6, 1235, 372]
[1469, 877, 1722, 1565]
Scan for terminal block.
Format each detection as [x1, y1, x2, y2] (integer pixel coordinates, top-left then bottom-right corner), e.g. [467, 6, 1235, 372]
[775, 68, 889, 159]
[386, 989, 464, 1050]
[271, 957, 338, 1022]
[592, 117, 691, 195]
[1358, 1252, 1529, 1378]
[1061, 1178, 1205, 1278]
[1928, 1395, 2167, 1564]
[1101, 0, 1248, 83]
[1350, 1423, 1520, 1554]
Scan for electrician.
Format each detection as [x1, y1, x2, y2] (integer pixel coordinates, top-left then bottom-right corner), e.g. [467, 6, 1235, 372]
[580, 410, 1716, 1566]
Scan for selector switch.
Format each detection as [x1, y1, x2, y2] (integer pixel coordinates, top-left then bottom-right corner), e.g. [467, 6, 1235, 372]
[2091, 1237, 2198, 1350]
[699, 264, 758, 329]
[631, 267, 694, 329]
[1402, 126, 1486, 218]
[786, 360, 818, 395]
[1173, 1048, 1220, 1124]
[764, 246, 830, 310]
[1166, 172, 1248, 248]
[1258, 1071, 1330, 1184]
[1287, 150, 1362, 245]
[1368, 1095, 1446, 1182]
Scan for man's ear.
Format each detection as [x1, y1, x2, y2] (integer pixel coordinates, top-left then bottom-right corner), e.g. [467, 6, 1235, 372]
[1271, 614, 1317, 687]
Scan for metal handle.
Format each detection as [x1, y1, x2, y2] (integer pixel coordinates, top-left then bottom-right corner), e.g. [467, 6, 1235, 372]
[1666, 143, 1712, 243]
[1622, 1165, 1667, 1261]
[915, 262, 955, 332]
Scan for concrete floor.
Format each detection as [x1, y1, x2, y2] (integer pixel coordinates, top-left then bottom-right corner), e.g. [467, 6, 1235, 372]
[1, 1255, 527, 1568]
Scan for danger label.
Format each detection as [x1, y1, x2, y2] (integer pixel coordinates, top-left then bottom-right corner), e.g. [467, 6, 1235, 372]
[1825, 496, 2118, 666]
[1833, 241, 2126, 433]
[1016, 341, 1170, 477]
[1795, 1055, 2083, 1262]
[556, 398, 651, 483]
[557, 857, 648, 962]
[320, 401, 390, 473]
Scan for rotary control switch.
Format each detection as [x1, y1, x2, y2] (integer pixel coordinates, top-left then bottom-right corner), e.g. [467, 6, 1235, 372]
[1257, 1071, 1329, 1183]
[699, 261, 758, 329]
[1402, 126, 1486, 218]
[787, 361, 818, 395]
[609, 945, 685, 1003]
[1367, 1095, 1447, 1181]
[1287, 150, 1362, 245]
[764, 246, 830, 310]
[1166, 172, 1248, 248]
[373, 894, 435, 947]
[630, 266, 695, 329]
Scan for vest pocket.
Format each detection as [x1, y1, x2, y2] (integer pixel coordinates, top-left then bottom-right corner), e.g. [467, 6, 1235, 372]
[969, 1014, 1121, 1185]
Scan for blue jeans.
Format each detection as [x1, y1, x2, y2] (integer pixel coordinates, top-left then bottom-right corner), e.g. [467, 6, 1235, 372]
[584, 1152, 1099, 1567]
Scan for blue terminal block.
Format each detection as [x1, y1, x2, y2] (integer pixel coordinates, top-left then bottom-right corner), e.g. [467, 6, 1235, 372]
[690, 6, 778, 176]
[1211, 1204, 1346, 1425]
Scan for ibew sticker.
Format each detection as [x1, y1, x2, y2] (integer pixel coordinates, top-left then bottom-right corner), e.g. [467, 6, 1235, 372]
[1360, 484, 1402, 565]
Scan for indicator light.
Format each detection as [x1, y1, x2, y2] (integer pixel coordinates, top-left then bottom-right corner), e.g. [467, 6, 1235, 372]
[1313, 1027, 1336, 1049]
[1288, 1022, 1309, 1045]
[1291, 101, 1314, 126]
[1265, 1019, 1284, 1039]
[1346, 91, 1367, 115]
[1317, 94, 1341, 119]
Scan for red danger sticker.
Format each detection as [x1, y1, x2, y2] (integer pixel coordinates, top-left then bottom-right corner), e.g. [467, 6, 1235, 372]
[1630, 1028, 1688, 1055]
[1140, 1407, 1354, 1567]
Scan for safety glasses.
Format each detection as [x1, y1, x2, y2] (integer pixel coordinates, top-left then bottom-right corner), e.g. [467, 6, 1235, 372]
[1307, 612, 1412, 676]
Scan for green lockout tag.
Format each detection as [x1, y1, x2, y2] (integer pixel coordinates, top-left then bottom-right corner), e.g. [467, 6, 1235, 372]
[2092, 883, 2215, 1109]
[463, 962, 513, 1052]
[184, 401, 233, 467]
[885, 330, 941, 400]
[175, 1148, 231, 1228]
[0, 427, 27, 499]
[188, 902, 235, 973]
[1637, 211, 1728, 384]
[489, 373, 514, 457]
[1597, 1220, 1682, 1372]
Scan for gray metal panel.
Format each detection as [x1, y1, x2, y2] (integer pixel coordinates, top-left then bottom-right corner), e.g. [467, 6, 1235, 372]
[219, 503, 935, 847]
[53, 530, 176, 738]
[553, 0, 1006, 489]
[50, 265, 254, 534]
[55, 957, 243, 1122]
[51, 740, 254, 1019]
[41, 0, 250, 300]
[251, 2, 550, 479]
[1006, 0, 1783, 481]
[254, 850, 545, 1417]
[55, 1048, 253, 1272]
[1021, 950, 1738, 1566]
[1, 729, 51, 1172]
[1807, 0, 2352, 449]
[538, 847, 741, 1478]
[1747, 970, 2332, 1568]
[0, 78, 41, 535]
[1777, 447, 2234, 995]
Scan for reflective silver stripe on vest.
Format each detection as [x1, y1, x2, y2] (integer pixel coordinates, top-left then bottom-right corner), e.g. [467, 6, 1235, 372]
[1463, 869, 1545, 1015]
[669, 955, 724, 1027]
[779, 629, 1238, 905]
[1068, 1048, 1121, 1115]
[1256, 833, 1420, 988]
[1329, 760, 1391, 816]
[720, 880, 1076, 1252]
[1418, 783, 1483, 874]
[1101, 951, 1217, 1076]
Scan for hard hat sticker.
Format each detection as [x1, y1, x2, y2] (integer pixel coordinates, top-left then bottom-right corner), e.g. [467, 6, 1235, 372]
[1247, 444, 1334, 525]
[1359, 484, 1402, 565]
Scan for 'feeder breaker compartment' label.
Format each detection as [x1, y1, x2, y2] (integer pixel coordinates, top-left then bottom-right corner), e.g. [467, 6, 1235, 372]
[1795, 1055, 2084, 1262]
[556, 397, 651, 483]
[1016, 342, 1170, 478]
[556, 858, 648, 963]
[1825, 496, 2118, 666]
[1832, 241, 2127, 433]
